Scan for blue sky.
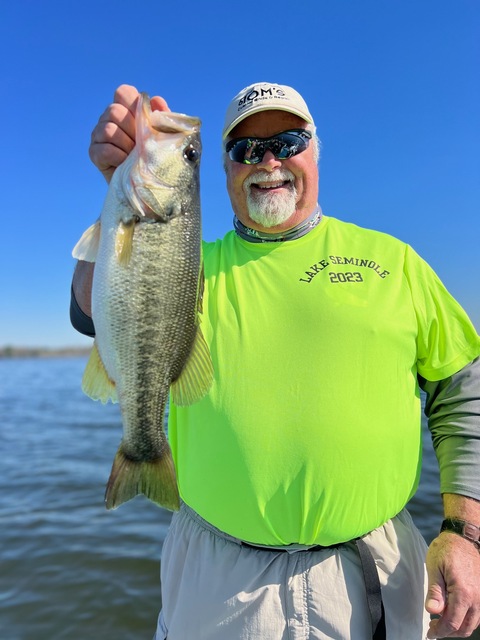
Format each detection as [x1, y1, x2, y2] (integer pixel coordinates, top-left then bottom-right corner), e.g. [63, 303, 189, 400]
[1, 0, 478, 347]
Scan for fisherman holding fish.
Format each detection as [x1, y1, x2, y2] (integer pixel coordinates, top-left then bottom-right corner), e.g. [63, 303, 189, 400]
[72, 82, 480, 640]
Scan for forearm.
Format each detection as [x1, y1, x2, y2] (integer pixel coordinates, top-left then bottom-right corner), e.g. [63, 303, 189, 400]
[72, 260, 94, 317]
[420, 357, 480, 499]
[442, 493, 480, 526]
[70, 260, 95, 336]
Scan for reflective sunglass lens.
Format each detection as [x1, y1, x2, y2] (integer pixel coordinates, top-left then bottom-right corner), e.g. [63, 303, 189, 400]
[227, 140, 252, 163]
[226, 130, 311, 164]
[244, 140, 264, 164]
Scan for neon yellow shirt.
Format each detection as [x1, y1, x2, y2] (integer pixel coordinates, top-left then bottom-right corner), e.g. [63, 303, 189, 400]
[169, 216, 480, 545]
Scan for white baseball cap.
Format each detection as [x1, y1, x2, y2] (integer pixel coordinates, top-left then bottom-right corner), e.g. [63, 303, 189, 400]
[222, 82, 314, 139]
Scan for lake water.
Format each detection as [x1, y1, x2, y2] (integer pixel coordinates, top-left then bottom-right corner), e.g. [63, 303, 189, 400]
[0, 357, 476, 639]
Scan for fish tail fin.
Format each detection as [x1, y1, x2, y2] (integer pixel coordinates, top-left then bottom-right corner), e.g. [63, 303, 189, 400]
[171, 326, 214, 406]
[82, 342, 118, 403]
[104, 446, 180, 512]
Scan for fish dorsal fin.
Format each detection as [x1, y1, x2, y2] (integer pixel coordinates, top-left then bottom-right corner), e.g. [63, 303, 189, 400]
[72, 221, 101, 262]
[82, 341, 118, 404]
[115, 220, 136, 266]
[171, 327, 214, 406]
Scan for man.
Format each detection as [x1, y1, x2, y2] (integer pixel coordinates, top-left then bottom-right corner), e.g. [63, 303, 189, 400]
[72, 82, 480, 639]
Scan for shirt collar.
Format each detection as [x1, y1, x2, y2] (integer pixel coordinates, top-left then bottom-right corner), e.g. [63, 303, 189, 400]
[233, 205, 322, 243]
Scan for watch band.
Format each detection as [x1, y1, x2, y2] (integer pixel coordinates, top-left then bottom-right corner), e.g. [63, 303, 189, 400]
[440, 518, 480, 549]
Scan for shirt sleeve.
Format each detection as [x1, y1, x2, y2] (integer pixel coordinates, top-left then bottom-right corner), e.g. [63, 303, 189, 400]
[404, 244, 480, 381]
[70, 285, 95, 337]
[419, 357, 480, 500]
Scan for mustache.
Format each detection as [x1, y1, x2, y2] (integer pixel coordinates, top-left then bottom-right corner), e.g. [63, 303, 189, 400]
[243, 168, 295, 190]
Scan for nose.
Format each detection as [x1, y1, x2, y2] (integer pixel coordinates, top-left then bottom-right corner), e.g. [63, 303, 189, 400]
[257, 149, 282, 171]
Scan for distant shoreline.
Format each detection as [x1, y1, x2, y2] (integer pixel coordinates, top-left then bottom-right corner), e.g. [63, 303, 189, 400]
[0, 346, 91, 359]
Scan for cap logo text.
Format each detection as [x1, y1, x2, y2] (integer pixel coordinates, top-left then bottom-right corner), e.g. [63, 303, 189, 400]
[237, 86, 287, 112]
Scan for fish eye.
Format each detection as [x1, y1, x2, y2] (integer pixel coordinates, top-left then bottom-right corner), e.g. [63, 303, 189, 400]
[184, 145, 200, 163]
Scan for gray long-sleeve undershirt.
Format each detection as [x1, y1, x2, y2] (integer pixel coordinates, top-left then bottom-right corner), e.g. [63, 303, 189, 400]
[419, 357, 480, 501]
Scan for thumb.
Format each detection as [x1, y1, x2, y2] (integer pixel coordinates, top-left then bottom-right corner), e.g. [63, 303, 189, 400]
[425, 571, 447, 614]
[150, 96, 170, 113]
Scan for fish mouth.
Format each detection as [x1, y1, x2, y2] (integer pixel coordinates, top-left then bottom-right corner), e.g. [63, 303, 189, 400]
[146, 102, 201, 136]
[118, 94, 202, 223]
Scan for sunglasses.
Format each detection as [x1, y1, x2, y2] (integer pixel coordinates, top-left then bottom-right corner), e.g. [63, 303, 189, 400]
[225, 129, 312, 165]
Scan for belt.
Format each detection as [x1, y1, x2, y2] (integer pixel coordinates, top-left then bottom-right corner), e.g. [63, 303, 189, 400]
[355, 538, 386, 640]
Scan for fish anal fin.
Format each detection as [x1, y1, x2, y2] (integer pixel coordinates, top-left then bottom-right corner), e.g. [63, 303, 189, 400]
[115, 220, 136, 266]
[72, 221, 101, 262]
[171, 327, 214, 406]
[82, 342, 117, 403]
[104, 446, 180, 511]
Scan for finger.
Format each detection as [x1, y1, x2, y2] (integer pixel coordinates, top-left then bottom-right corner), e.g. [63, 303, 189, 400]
[91, 118, 136, 156]
[113, 84, 141, 115]
[427, 619, 479, 639]
[453, 609, 480, 638]
[425, 583, 447, 616]
[150, 95, 170, 113]
[447, 605, 480, 638]
[89, 120, 135, 180]
[427, 600, 470, 638]
[96, 102, 137, 144]
[425, 560, 447, 616]
[88, 142, 130, 181]
[89, 103, 137, 181]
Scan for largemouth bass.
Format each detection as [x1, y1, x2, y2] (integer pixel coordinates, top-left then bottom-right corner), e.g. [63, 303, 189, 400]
[72, 93, 213, 511]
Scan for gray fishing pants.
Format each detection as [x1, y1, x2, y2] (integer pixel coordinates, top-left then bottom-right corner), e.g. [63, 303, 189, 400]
[155, 503, 430, 639]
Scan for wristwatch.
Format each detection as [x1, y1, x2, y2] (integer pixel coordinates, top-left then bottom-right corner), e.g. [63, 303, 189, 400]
[441, 517, 480, 549]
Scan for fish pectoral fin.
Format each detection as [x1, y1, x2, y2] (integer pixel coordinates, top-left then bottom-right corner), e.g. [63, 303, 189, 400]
[81, 341, 118, 403]
[115, 220, 136, 265]
[72, 220, 101, 262]
[105, 445, 180, 511]
[196, 263, 205, 314]
[171, 326, 214, 406]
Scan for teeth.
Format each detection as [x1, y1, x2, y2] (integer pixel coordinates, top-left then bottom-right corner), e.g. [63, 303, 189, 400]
[257, 181, 285, 189]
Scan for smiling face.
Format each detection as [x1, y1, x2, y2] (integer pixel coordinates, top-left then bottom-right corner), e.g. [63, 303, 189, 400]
[224, 110, 319, 233]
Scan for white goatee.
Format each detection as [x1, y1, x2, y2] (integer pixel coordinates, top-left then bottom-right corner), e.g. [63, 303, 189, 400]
[243, 169, 297, 228]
